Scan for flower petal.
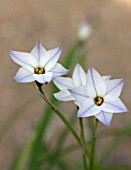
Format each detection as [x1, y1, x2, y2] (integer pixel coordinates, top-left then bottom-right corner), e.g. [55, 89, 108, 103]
[53, 77, 74, 90]
[106, 79, 124, 97]
[72, 64, 86, 86]
[74, 100, 81, 107]
[102, 98, 128, 113]
[9, 50, 37, 72]
[102, 76, 111, 81]
[54, 90, 74, 101]
[43, 47, 62, 71]
[86, 67, 106, 98]
[14, 67, 35, 83]
[78, 98, 101, 117]
[34, 72, 53, 84]
[95, 111, 113, 126]
[69, 86, 88, 103]
[30, 41, 46, 62]
[51, 63, 69, 77]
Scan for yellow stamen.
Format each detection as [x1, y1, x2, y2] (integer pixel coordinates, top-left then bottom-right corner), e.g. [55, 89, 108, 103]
[34, 68, 45, 74]
[94, 96, 104, 106]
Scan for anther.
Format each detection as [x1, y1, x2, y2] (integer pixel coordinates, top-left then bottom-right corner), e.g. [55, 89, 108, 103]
[34, 68, 45, 74]
[94, 96, 104, 106]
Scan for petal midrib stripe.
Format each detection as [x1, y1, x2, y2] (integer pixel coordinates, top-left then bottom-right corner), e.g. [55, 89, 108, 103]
[77, 65, 82, 86]
[54, 79, 73, 89]
[37, 42, 41, 62]
[45, 48, 61, 67]
[72, 91, 88, 98]
[16, 73, 34, 81]
[106, 80, 123, 95]
[102, 111, 108, 125]
[10, 51, 34, 68]
[104, 102, 124, 111]
[90, 68, 98, 95]
[81, 104, 95, 116]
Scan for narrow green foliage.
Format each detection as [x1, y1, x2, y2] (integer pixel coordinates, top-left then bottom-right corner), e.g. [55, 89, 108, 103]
[64, 43, 86, 69]
[28, 106, 53, 170]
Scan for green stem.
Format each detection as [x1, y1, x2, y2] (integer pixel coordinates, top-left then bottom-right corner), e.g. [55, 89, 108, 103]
[79, 118, 88, 170]
[34, 83, 81, 146]
[89, 118, 98, 170]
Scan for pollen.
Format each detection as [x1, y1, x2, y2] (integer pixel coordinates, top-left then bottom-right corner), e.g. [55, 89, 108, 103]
[94, 96, 104, 106]
[34, 68, 45, 74]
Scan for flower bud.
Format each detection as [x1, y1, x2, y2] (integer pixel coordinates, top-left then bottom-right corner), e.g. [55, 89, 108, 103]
[78, 22, 92, 42]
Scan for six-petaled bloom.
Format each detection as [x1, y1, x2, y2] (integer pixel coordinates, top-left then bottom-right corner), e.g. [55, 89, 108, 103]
[68, 67, 128, 126]
[54, 64, 110, 103]
[9, 42, 68, 84]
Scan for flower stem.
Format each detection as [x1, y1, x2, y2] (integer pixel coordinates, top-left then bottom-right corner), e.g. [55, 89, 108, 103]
[79, 118, 89, 170]
[89, 118, 98, 170]
[34, 83, 81, 146]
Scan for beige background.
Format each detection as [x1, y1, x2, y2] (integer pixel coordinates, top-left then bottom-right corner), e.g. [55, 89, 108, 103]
[0, 0, 131, 169]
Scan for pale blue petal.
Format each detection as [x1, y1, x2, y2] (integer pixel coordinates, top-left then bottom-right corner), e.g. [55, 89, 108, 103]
[86, 67, 106, 98]
[9, 50, 37, 72]
[14, 67, 35, 83]
[95, 111, 113, 126]
[106, 79, 124, 97]
[51, 63, 69, 77]
[102, 76, 111, 81]
[72, 64, 86, 86]
[102, 98, 128, 113]
[53, 77, 74, 90]
[34, 72, 53, 84]
[43, 47, 62, 71]
[78, 98, 101, 117]
[69, 86, 88, 103]
[30, 41, 46, 62]
[54, 90, 74, 101]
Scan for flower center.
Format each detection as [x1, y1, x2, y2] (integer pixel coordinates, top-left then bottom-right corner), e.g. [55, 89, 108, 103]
[94, 96, 104, 106]
[34, 68, 45, 74]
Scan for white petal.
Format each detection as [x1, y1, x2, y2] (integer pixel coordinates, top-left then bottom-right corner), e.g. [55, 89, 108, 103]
[14, 67, 35, 83]
[102, 76, 111, 81]
[95, 111, 113, 126]
[69, 86, 88, 103]
[9, 50, 37, 72]
[86, 67, 106, 97]
[44, 47, 62, 71]
[72, 64, 86, 86]
[30, 41, 46, 62]
[53, 77, 74, 90]
[102, 98, 128, 113]
[54, 90, 74, 101]
[51, 63, 69, 77]
[78, 98, 101, 117]
[104, 94, 118, 101]
[106, 79, 124, 97]
[34, 72, 53, 84]
[74, 100, 81, 107]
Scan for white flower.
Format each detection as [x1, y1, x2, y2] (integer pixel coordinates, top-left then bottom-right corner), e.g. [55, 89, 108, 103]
[78, 22, 92, 41]
[54, 64, 110, 102]
[69, 67, 128, 126]
[9, 42, 68, 84]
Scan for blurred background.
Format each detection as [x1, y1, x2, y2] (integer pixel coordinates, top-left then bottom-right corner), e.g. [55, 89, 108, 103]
[0, 0, 131, 169]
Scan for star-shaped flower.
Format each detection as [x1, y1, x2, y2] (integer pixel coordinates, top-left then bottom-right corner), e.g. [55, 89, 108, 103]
[9, 42, 68, 84]
[69, 67, 128, 126]
[54, 64, 110, 102]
